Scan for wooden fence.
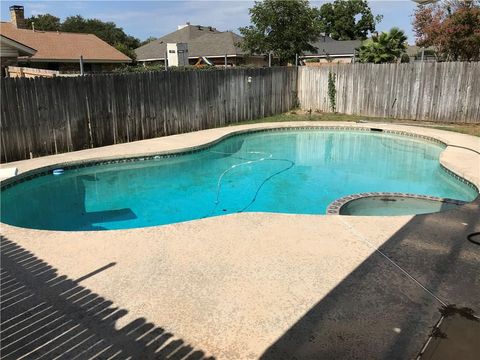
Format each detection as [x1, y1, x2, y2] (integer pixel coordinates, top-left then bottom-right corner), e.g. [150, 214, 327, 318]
[298, 62, 480, 123]
[1, 68, 297, 162]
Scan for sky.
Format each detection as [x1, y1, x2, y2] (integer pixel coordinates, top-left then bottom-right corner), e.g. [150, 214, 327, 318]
[0, 0, 419, 43]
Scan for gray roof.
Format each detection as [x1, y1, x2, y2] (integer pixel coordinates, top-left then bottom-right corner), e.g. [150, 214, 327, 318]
[135, 25, 245, 60]
[304, 35, 362, 57]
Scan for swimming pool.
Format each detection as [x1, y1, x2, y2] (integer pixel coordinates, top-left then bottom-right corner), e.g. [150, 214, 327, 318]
[1, 129, 477, 231]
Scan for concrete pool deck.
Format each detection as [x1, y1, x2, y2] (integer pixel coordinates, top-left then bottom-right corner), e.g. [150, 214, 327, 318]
[1, 122, 479, 359]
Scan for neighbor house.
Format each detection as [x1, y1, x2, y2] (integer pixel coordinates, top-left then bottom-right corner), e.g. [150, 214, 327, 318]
[135, 23, 266, 67]
[0, 5, 131, 73]
[406, 45, 437, 62]
[0, 33, 36, 75]
[302, 35, 362, 65]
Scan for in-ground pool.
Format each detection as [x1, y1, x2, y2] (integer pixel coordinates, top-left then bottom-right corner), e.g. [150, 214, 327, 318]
[1, 129, 477, 231]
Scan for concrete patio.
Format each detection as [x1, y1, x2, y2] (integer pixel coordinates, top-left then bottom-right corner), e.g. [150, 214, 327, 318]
[1, 122, 479, 359]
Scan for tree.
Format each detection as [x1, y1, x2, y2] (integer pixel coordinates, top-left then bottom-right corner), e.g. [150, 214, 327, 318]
[239, 0, 322, 64]
[400, 53, 411, 63]
[413, 0, 480, 61]
[62, 16, 140, 54]
[113, 43, 137, 61]
[140, 37, 158, 47]
[318, 0, 383, 40]
[25, 14, 61, 31]
[357, 27, 408, 63]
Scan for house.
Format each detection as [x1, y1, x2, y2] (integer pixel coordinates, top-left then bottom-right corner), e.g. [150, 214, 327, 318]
[0, 5, 131, 73]
[302, 35, 362, 65]
[135, 24, 267, 67]
[0, 33, 36, 75]
[406, 45, 437, 61]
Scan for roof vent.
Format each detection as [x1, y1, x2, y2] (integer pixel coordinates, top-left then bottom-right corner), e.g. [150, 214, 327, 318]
[177, 23, 190, 30]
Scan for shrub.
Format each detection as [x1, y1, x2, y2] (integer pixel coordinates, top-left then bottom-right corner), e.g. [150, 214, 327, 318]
[328, 71, 336, 112]
[400, 53, 410, 63]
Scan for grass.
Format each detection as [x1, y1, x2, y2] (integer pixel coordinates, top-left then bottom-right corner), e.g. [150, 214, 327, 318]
[233, 111, 480, 137]
[429, 125, 480, 137]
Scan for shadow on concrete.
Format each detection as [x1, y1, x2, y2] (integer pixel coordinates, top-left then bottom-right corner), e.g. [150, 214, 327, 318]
[0, 236, 214, 360]
[261, 199, 480, 360]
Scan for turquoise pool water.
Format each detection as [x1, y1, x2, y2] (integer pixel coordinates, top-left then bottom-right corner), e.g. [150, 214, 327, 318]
[1, 129, 477, 231]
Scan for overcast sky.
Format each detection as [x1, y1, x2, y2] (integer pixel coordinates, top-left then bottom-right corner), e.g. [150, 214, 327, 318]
[0, 0, 418, 43]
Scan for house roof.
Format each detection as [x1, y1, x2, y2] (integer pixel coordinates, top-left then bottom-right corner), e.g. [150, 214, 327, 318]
[304, 35, 362, 57]
[135, 25, 246, 61]
[0, 34, 36, 56]
[0, 22, 131, 63]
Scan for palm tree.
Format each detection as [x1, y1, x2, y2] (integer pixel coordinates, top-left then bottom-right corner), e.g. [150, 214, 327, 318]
[357, 27, 408, 63]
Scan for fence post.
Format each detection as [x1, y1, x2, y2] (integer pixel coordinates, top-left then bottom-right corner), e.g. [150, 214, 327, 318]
[79, 55, 84, 76]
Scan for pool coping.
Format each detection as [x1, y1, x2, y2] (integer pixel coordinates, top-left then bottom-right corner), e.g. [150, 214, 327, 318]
[326, 192, 469, 215]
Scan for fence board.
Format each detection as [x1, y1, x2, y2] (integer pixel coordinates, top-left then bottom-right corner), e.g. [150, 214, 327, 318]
[298, 62, 480, 124]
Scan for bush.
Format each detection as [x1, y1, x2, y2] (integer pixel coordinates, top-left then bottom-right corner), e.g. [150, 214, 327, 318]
[112, 64, 164, 74]
[112, 64, 234, 74]
[400, 53, 410, 63]
[328, 71, 336, 112]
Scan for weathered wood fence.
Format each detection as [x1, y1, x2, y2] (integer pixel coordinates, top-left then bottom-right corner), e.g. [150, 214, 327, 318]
[298, 62, 480, 123]
[1, 68, 297, 162]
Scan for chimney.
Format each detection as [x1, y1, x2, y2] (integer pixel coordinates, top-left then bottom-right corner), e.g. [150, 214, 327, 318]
[10, 5, 26, 29]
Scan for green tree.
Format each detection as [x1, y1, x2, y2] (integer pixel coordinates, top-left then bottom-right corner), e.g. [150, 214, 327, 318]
[140, 37, 158, 47]
[357, 27, 408, 63]
[25, 14, 61, 31]
[400, 53, 410, 63]
[113, 43, 137, 61]
[61, 15, 140, 59]
[239, 0, 322, 64]
[319, 0, 383, 40]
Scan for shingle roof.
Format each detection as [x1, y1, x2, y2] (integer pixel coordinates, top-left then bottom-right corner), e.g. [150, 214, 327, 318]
[0, 22, 131, 62]
[304, 35, 362, 57]
[135, 25, 245, 60]
[0, 34, 37, 56]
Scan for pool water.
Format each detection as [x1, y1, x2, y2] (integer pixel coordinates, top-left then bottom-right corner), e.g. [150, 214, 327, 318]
[1, 130, 477, 230]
